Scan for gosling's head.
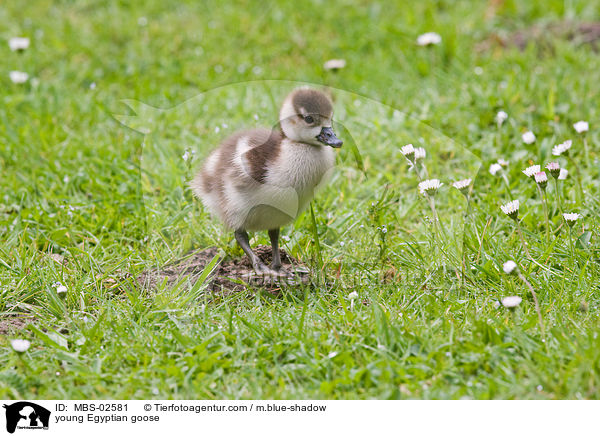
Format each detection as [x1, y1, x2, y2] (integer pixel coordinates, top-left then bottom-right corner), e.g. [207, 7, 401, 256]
[279, 88, 343, 148]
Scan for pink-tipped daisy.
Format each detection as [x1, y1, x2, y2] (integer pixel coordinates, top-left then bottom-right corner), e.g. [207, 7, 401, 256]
[534, 171, 548, 190]
[546, 162, 560, 179]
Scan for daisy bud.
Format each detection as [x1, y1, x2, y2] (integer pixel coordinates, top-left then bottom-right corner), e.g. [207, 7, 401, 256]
[11, 339, 31, 353]
[452, 178, 472, 195]
[9, 37, 30, 51]
[418, 179, 443, 196]
[500, 200, 519, 220]
[573, 121, 589, 134]
[416, 32, 442, 46]
[495, 110, 508, 126]
[501, 296, 522, 308]
[503, 260, 518, 275]
[489, 163, 502, 176]
[558, 168, 568, 180]
[56, 284, 68, 298]
[401, 144, 416, 162]
[552, 140, 572, 156]
[414, 147, 426, 161]
[9, 71, 29, 84]
[534, 171, 548, 190]
[563, 213, 580, 227]
[323, 59, 346, 71]
[522, 131, 536, 144]
[545, 162, 560, 179]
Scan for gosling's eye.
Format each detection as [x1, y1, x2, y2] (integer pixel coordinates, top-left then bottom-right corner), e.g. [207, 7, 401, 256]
[304, 115, 314, 124]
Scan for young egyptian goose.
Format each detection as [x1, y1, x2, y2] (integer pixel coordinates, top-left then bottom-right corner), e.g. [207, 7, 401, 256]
[191, 88, 343, 275]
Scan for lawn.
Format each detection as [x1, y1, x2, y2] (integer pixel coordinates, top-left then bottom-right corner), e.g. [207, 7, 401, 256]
[1, 0, 599, 399]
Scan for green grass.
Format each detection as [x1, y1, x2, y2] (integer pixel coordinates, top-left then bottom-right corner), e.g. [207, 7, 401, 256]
[1, 0, 600, 399]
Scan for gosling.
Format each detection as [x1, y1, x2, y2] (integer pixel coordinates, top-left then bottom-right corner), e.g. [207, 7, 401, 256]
[191, 88, 343, 276]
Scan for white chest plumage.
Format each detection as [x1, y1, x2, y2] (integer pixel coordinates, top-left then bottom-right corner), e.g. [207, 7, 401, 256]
[266, 139, 335, 198]
[237, 139, 335, 231]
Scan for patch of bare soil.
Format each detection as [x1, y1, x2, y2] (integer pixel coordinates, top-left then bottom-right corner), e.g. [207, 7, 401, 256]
[0, 316, 34, 336]
[137, 245, 311, 294]
[477, 21, 600, 52]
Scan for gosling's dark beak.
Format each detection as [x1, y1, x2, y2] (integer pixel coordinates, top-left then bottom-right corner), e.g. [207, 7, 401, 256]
[316, 127, 343, 148]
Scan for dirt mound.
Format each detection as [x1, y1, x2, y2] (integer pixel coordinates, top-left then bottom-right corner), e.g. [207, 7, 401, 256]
[137, 245, 311, 294]
[0, 316, 34, 336]
[477, 21, 600, 52]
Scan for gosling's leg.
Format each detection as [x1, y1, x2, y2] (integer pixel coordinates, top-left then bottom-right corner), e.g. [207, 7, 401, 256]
[234, 229, 271, 275]
[268, 228, 282, 271]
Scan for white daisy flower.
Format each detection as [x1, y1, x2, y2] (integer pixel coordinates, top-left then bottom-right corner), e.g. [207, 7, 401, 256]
[489, 163, 502, 175]
[348, 291, 359, 310]
[573, 121, 589, 133]
[545, 162, 560, 179]
[11, 339, 31, 353]
[400, 143, 415, 161]
[503, 260, 518, 275]
[534, 171, 548, 189]
[523, 165, 540, 178]
[500, 200, 519, 220]
[9, 71, 29, 84]
[182, 149, 195, 162]
[558, 168, 568, 180]
[563, 213, 580, 226]
[416, 32, 442, 46]
[522, 131, 536, 144]
[452, 178, 471, 193]
[495, 110, 508, 126]
[418, 179, 443, 196]
[497, 158, 509, 167]
[552, 140, 572, 156]
[501, 296, 522, 308]
[323, 59, 346, 70]
[9, 37, 30, 51]
[414, 147, 426, 160]
[56, 284, 67, 297]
